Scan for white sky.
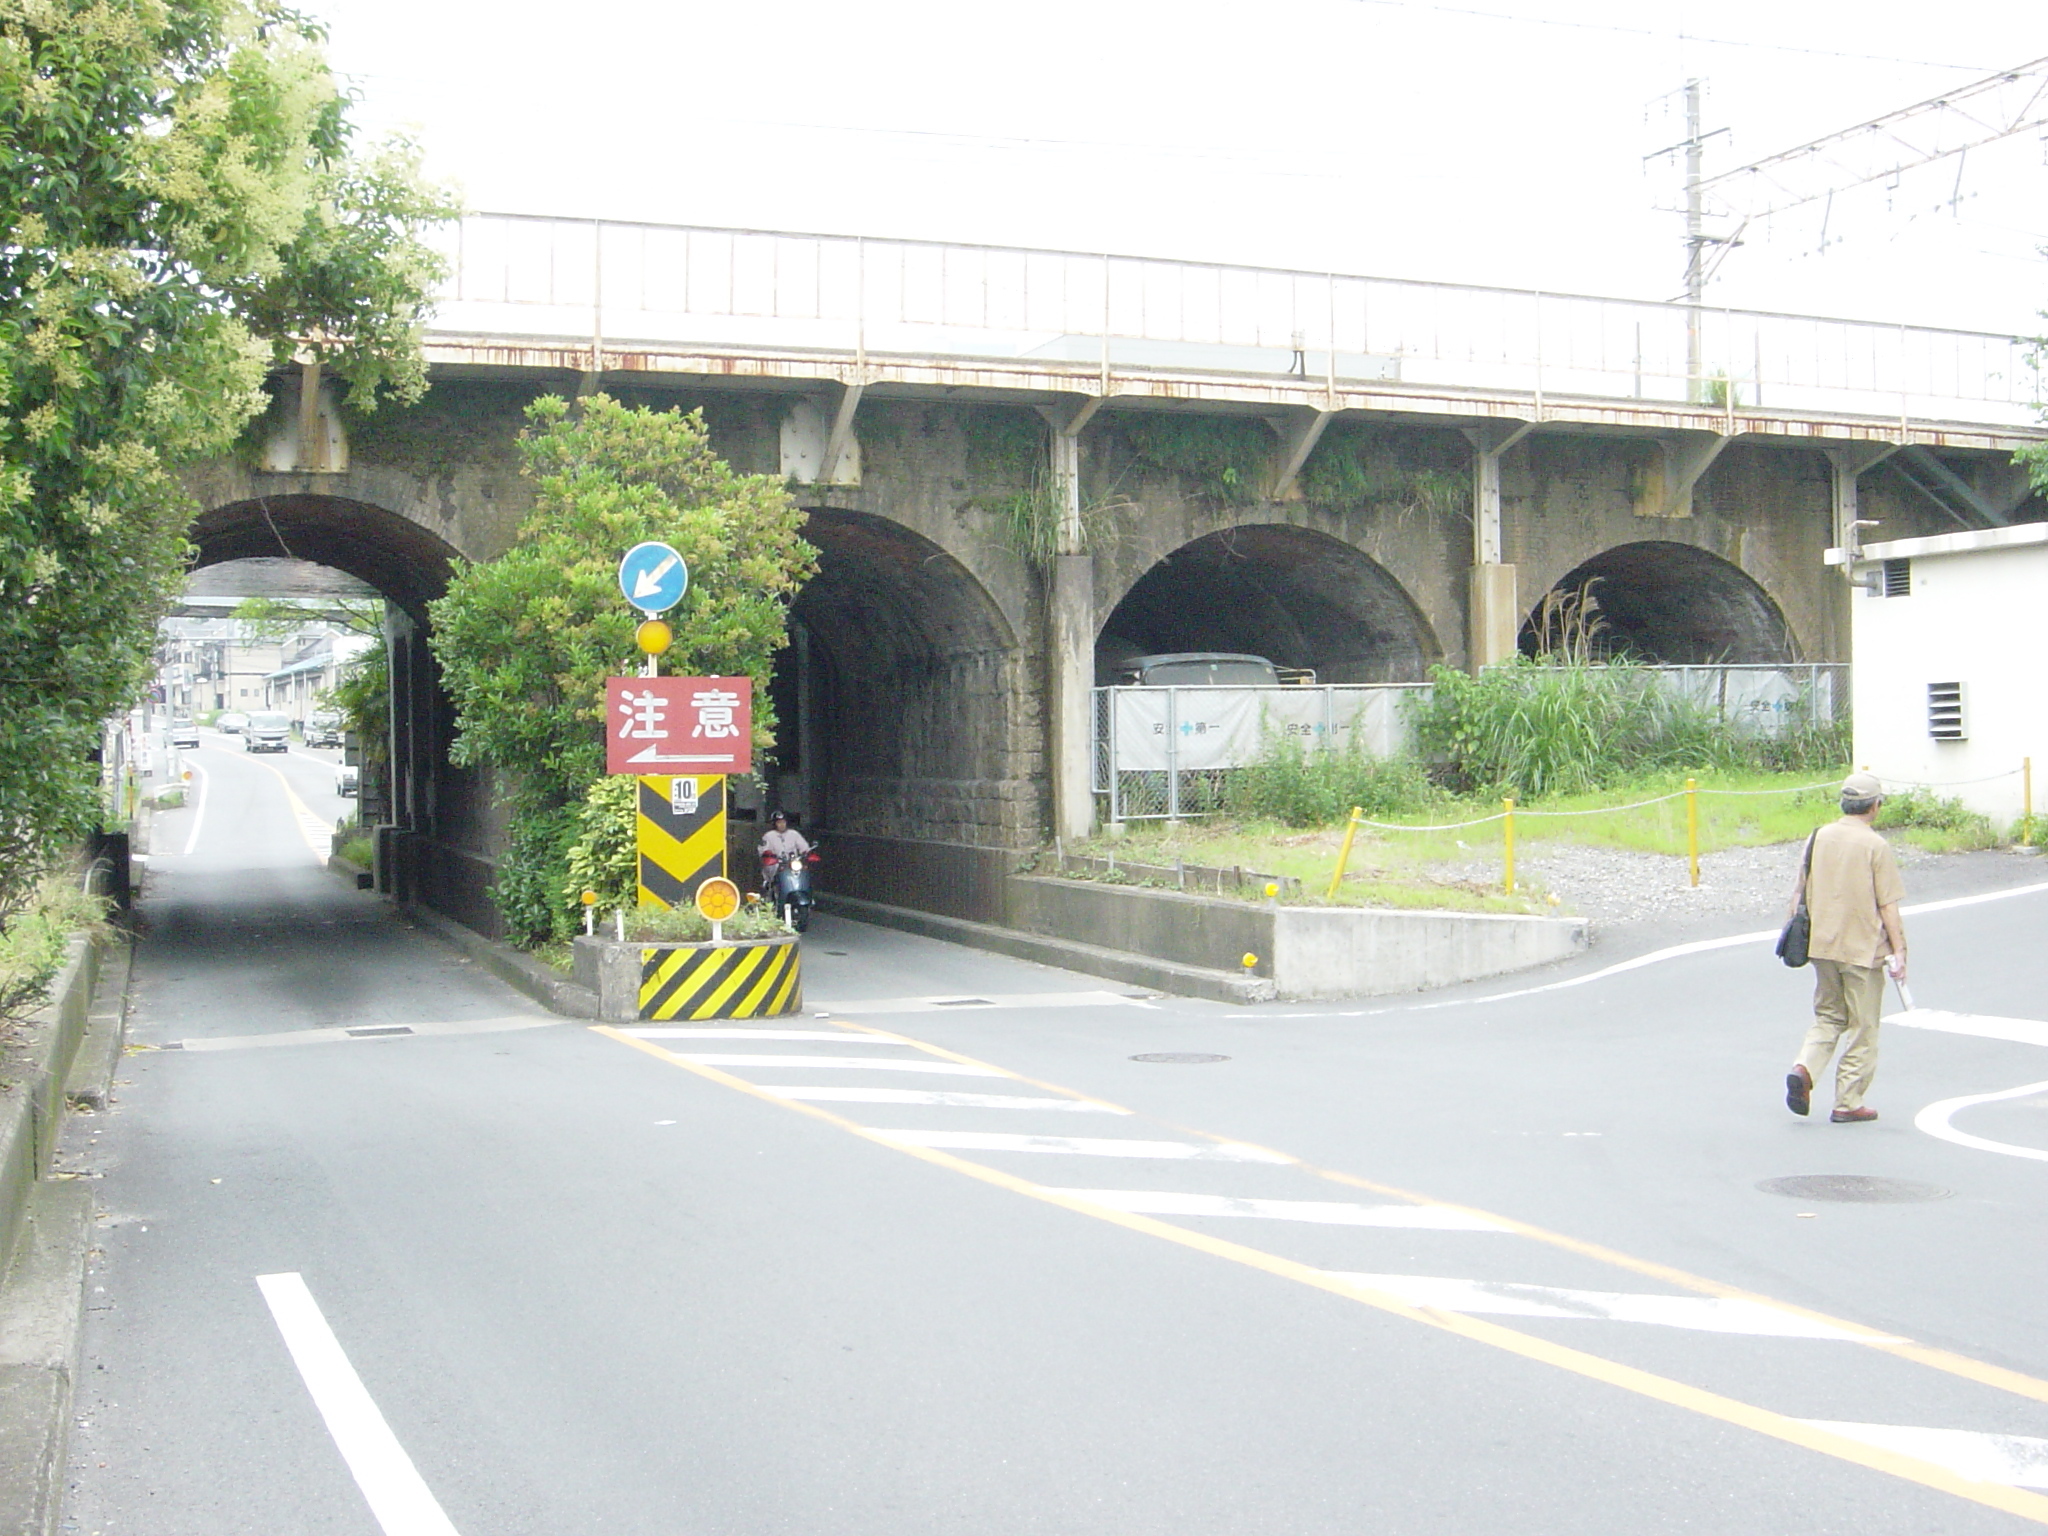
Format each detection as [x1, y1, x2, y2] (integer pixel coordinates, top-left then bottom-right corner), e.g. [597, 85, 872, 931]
[320, 0, 2047, 334]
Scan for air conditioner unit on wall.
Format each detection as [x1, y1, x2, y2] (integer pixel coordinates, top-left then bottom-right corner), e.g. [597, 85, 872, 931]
[1927, 681, 1966, 741]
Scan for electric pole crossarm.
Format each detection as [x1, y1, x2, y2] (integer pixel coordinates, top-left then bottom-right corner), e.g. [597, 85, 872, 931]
[1696, 55, 2048, 222]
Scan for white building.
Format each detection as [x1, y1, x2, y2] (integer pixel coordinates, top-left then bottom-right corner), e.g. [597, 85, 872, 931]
[1833, 522, 2047, 831]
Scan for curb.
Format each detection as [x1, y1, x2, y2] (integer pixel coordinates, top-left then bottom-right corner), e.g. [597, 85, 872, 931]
[0, 1183, 92, 1536]
[62, 941, 131, 1113]
[817, 894, 1276, 1005]
[402, 905, 601, 1019]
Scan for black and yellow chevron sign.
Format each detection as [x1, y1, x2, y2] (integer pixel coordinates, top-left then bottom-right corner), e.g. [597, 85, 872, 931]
[639, 937, 802, 1020]
[636, 775, 725, 908]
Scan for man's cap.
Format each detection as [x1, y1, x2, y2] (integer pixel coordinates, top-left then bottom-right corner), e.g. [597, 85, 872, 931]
[1840, 771, 1884, 799]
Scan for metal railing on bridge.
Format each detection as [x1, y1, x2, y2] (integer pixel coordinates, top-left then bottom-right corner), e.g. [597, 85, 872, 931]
[1091, 664, 1847, 822]
[431, 212, 2044, 430]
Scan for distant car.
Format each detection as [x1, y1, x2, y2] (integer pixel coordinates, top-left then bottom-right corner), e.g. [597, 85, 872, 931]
[167, 718, 199, 749]
[216, 711, 249, 735]
[304, 711, 343, 748]
[245, 711, 292, 753]
[335, 763, 360, 797]
[1103, 652, 1304, 687]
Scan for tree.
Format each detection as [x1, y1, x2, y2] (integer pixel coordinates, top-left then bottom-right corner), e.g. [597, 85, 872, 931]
[428, 395, 817, 945]
[0, 0, 457, 942]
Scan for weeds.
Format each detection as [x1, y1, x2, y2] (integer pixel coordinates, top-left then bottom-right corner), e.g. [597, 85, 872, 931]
[1225, 733, 1436, 827]
[1878, 789, 1998, 852]
[0, 876, 111, 1028]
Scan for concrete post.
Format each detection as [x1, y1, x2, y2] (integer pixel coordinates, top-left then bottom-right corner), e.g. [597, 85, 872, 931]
[1048, 554, 1095, 842]
[1461, 423, 1535, 668]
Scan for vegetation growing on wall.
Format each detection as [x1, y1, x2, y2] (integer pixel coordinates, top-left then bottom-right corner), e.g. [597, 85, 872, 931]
[1116, 415, 1273, 503]
[428, 396, 817, 946]
[1299, 424, 1470, 520]
[960, 406, 1122, 566]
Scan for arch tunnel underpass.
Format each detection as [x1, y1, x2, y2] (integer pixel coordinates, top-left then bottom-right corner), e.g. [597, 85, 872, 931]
[1097, 524, 1441, 685]
[1520, 541, 1797, 664]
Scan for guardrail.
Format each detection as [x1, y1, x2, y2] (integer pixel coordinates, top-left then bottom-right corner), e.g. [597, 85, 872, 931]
[431, 212, 2045, 429]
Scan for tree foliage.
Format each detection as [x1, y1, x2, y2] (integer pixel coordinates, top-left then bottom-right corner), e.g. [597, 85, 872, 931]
[0, 0, 457, 933]
[428, 394, 817, 943]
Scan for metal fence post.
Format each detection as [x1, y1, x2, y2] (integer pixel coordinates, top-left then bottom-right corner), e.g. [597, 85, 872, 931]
[1166, 687, 1180, 821]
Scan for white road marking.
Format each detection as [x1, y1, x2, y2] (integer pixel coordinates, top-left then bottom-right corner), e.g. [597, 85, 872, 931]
[815, 991, 1148, 1015]
[1891, 1009, 2048, 1049]
[256, 1272, 462, 1536]
[1047, 1188, 1513, 1230]
[625, 1027, 911, 1044]
[674, 1053, 1003, 1076]
[1916, 1080, 2048, 1164]
[763, 1087, 1128, 1112]
[173, 1017, 556, 1052]
[1321, 1272, 1904, 1341]
[867, 1129, 1292, 1162]
[1803, 1421, 2048, 1489]
[181, 758, 211, 857]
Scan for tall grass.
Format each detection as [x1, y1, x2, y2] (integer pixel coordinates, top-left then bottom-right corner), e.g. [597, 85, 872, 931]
[1408, 657, 1848, 798]
[1225, 732, 1436, 827]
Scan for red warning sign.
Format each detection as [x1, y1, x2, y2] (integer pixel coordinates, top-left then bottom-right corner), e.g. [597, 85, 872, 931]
[605, 676, 752, 775]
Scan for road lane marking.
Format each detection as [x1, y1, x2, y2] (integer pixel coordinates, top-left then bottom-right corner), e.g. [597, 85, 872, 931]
[1320, 1273, 1905, 1341]
[180, 758, 211, 857]
[593, 1026, 2048, 1526]
[1916, 1080, 2048, 1164]
[237, 752, 333, 861]
[1892, 1009, 2048, 1049]
[170, 1017, 556, 1052]
[866, 1129, 1292, 1162]
[762, 1087, 1130, 1112]
[256, 1272, 462, 1536]
[1048, 1188, 1513, 1230]
[624, 1027, 913, 1043]
[672, 1053, 1003, 1076]
[1804, 1421, 2048, 1490]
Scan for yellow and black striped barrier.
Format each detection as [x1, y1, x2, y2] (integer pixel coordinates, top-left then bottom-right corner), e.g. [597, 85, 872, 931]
[638, 935, 802, 1020]
[636, 774, 725, 907]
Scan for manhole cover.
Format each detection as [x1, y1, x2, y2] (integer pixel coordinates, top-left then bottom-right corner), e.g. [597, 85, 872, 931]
[1756, 1175, 1951, 1203]
[1129, 1052, 1231, 1064]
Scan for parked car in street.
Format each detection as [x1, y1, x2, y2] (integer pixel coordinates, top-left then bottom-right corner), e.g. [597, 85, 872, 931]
[303, 710, 343, 748]
[167, 717, 200, 749]
[216, 711, 249, 735]
[335, 763, 360, 796]
[245, 711, 292, 753]
[1101, 652, 1313, 687]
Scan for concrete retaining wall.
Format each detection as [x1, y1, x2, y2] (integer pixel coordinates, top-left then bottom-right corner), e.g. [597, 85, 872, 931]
[1271, 905, 1588, 999]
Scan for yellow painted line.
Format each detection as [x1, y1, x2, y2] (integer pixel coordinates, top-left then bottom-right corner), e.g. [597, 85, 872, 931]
[835, 1018, 2048, 1410]
[591, 1025, 2048, 1525]
[240, 755, 332, 862]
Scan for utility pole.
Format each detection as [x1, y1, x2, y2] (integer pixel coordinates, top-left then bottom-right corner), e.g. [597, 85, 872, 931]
[1682, 79, 1705, 402]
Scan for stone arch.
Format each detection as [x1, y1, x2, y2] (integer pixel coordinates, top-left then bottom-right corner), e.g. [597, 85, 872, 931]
[187, 493, 491, 926]
[780, 509, 1033, 848]
[1097, 523, 1441, 684]
[1521, 540, 1797, 663]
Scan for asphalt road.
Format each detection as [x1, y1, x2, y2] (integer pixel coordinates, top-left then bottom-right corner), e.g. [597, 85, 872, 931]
[57, 751, 2048, 1534]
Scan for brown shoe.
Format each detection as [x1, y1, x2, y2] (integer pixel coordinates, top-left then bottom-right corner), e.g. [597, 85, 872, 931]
[1830, 1106, 1878, 1123]
[1786, 1064, 1812, 1117]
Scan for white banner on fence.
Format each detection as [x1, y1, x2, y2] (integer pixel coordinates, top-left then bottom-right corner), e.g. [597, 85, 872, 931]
[1106, 687, 1420, 773]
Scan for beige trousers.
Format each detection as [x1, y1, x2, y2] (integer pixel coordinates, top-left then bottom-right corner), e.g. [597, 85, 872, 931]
[1798, 959, 1886, 1112]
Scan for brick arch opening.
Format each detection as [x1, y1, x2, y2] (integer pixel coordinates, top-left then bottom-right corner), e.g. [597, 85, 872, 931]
[777, 510, 1031, 848]
[188, 495, 489, 926]
[1523, 541, 1796, 663]
[1098, 523, 1440, 684]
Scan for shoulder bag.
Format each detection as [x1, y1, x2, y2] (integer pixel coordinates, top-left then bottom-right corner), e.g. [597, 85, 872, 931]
[1775, 831, 1817, 968]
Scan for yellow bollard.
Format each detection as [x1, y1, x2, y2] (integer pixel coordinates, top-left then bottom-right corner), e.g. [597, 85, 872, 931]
[2025, 757, 2035, 848]
[1686, 777, 1699, 888]
[1502, 796, 1516, 894]
[1325, 805, 1364, 899]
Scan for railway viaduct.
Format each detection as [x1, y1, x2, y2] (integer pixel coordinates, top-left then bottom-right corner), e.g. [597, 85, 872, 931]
[180, 215, 2048, 935]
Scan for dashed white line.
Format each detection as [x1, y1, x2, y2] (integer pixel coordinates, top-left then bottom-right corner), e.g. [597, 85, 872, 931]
[763, 1087, 1128, 1112]
[1321, 1272, 1904, 1341]
[867, 1129, 1292, 1162]
[181, 758, 210, 857]
[674, 1053, 1003, 1076]
[1048, 1188, 1512, 1230]
[1804, 1421, 2048, 1490]
[257, 1272, 462, 1536]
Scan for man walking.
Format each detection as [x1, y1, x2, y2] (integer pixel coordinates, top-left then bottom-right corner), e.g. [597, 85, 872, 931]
[1786, 771, 1908, 1123]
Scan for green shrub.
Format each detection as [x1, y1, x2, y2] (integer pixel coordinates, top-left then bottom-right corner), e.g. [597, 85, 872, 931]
[563, 776, 638, 916]
[0, 877, 110, 1026]
[1879, 789, 1997, 849]
[491, 807, 580, 946]
[339, 837, 374, 868]
[626, 904, 789, 943]
[1226, 733, 1435, 827]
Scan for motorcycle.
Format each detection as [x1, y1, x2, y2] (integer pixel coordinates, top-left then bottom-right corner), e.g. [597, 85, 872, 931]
[761, 847, 819, 933]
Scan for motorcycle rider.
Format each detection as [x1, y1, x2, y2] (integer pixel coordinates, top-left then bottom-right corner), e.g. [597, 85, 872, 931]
[757, 810, 812, 897]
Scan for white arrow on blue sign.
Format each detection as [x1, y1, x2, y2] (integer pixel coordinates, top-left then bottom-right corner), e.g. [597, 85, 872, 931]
[618, 541, 689, 614]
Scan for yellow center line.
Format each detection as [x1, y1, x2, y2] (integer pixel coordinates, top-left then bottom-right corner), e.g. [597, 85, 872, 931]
[833, 1016, 2048, 1408]
[236, 753, 332, 862]
[595, 1024, 2048, 1525]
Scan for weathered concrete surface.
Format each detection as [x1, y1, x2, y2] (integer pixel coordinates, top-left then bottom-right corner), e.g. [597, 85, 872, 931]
[1271, 905, 1589, 999]
[0, 1184, 93, 1536]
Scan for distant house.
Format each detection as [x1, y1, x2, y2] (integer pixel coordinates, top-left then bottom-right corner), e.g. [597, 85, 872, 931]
[265, 631, 377, 719]
[1834, 522, 2047, 831]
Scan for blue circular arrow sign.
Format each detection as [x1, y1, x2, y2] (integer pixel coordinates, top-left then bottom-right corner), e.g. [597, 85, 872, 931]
[618, 541, 689, 614]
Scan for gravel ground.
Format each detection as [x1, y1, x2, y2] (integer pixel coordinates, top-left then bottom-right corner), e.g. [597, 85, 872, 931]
[1432, 838, 2027, 933]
